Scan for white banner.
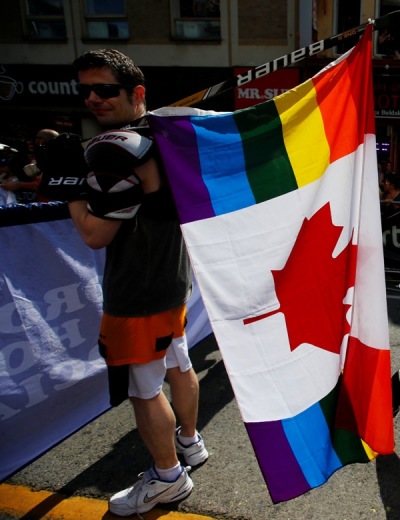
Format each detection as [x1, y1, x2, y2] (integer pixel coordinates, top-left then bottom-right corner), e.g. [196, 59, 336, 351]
[0, 217, 211, 481]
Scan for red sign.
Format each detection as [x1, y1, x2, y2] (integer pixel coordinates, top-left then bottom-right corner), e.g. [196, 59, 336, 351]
[374, 75, 400, 118]
[234, 67, 300, 110]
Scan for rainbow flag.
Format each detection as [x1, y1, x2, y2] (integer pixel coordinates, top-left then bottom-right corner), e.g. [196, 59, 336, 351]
[148, 24, 394, 503]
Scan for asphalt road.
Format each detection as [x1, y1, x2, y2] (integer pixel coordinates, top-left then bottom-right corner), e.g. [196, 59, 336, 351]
[2, 293, 400, 520]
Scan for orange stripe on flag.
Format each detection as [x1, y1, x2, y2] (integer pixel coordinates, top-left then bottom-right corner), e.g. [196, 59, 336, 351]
[313, 24, 374, 164]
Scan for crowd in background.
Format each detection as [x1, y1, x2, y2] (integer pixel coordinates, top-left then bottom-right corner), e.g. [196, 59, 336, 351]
[379, 160, 400, 221]
[0, 129, 59, 205]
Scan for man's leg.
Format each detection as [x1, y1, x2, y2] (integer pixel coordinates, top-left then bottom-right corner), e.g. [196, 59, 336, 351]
[167, 366, 199, 437]
[130, 390, 178, 468]
[108, 359, 193, 517]
[165, 336, 208, 467]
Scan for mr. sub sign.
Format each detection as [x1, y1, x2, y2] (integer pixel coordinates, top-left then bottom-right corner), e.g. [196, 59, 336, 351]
[234, 67, 300, 110]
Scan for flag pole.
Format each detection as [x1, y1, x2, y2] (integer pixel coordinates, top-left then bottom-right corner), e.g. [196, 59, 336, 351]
[169, 10, 400, 108]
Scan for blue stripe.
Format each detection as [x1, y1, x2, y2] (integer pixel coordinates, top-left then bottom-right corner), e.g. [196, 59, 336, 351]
[282, 402, 342, 488]
[191, 114, 256, 215]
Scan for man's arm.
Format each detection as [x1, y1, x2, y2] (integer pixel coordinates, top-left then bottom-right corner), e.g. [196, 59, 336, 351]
[68, 200, 122, 249]
[1, 178, 40, 192]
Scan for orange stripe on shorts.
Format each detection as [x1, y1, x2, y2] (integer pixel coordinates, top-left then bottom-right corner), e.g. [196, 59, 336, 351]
[99, 304, 187, 366]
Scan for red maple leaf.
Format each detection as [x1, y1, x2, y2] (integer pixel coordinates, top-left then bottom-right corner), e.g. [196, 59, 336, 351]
[244, 203, 358, 355]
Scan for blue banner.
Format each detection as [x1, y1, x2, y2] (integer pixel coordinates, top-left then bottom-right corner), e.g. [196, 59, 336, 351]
[0, 204, 211, 481]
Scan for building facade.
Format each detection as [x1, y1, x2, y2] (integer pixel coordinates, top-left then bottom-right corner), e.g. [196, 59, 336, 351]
[0, 0, 399, 169]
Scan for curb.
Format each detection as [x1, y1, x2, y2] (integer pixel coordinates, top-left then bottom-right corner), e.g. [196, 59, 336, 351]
[0, 484, 216, 520]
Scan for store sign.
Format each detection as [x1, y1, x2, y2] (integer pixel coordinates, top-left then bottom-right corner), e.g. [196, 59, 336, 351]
[0, 64, 82, 108]
[234, 67, 300, 110]
[374, 75, 400, 118]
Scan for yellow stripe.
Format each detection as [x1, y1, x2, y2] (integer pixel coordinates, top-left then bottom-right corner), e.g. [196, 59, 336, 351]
[361, 440, 378, 461]
[274, 79, 330, 188]
[0, 483, 216, 520]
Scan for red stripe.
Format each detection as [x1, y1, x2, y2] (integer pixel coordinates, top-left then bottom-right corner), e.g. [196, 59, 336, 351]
[336, 336, 394, 453]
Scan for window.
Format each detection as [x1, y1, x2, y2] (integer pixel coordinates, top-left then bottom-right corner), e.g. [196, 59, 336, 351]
[25, 0, 67, 40]
[172, 0, 221, 41]
[376, 0, 400, 59]
[335, 0, 361, 53]
[84, 0, 129, 40]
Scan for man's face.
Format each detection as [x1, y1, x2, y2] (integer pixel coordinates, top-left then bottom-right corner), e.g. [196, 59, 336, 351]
[78, 67, 141, 127]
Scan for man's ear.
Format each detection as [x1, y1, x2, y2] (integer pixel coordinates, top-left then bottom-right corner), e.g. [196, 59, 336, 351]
[133, 85, 146, 102]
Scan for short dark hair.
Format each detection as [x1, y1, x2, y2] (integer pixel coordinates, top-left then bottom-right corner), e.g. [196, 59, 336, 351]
[73, 49, 145, 87]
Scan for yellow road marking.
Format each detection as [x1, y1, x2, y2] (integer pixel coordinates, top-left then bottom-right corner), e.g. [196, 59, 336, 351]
[0, 483, 215, 519]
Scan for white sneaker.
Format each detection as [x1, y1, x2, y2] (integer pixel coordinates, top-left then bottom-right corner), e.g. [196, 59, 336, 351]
[109, 466, 193, 517]
[175, 427, 209, 466]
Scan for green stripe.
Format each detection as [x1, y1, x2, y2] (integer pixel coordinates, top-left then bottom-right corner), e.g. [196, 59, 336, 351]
[233, 101, 298, 203]
[319, 379, 370, 464]
[331, 429, 370, 464]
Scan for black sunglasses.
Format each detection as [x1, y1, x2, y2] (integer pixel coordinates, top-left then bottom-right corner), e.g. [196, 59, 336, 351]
[76, 83, 136, 99]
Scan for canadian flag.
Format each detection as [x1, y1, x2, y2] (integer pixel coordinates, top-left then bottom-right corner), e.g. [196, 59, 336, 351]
[149, 23, 394, 502]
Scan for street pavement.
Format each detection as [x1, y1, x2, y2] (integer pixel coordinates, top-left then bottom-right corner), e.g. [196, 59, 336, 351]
[2, 295, 400, 520]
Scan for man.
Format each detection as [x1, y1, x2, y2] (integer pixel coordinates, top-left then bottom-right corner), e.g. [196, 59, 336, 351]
[41, 49, 208, 516]
[22, 129, 60, 202]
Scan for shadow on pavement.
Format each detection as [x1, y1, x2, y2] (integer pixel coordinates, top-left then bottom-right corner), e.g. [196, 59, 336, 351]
[17, 334, 232, 519]
[376, 449, 400, 518]
[188, 333, 235, 431]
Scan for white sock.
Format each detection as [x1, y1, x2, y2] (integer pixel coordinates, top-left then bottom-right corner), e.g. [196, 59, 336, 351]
[178, 431, 198, 445]
[155, 462, 182, 481]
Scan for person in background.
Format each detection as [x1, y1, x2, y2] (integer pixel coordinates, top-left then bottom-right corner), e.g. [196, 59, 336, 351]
[378, 162, 384, 195]
[0, 143, 18, 205]
[35, 128, 59, 146]
[0, 144, 38, 204]
[23, 129, 60, 202]
[38, 49, 208, 517]
[381, 172, 400, 211]
[382, 160, 393, 177]
[377, 27, 400, 59]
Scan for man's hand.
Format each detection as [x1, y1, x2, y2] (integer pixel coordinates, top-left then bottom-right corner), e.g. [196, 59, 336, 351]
[37, 133, 89, 202]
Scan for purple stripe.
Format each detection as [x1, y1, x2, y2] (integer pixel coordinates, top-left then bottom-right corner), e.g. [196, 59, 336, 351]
[148, 116, 215, 223]
[245, 420, 311, 503]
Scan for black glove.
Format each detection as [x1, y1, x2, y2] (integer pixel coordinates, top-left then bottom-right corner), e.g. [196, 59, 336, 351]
[84, 129, 153, 219]
[37, 133, 89, 202]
